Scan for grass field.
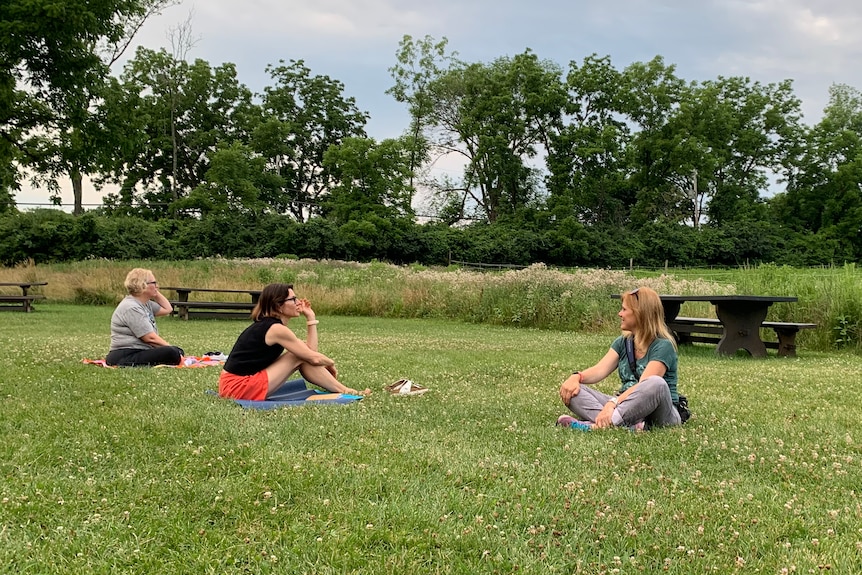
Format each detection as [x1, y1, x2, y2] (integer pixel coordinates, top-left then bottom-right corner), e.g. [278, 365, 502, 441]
[2, 304, 861, 574]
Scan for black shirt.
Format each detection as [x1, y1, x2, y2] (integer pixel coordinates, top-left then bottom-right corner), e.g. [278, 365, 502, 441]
[223, 317, 284, 375]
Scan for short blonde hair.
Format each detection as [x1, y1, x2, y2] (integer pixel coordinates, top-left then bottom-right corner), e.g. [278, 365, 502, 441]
[124, 268, 152, 296]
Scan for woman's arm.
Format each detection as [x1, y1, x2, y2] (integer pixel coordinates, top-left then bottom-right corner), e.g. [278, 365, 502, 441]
[140, 331, 173, 347]
[638, 359, 668, 382]
[151, 289, 173, 317]
[297, 298, 318, 351]
[616, 359, 667, 403]
[265, 323, 334, 367]
[559, 348, 619, 406]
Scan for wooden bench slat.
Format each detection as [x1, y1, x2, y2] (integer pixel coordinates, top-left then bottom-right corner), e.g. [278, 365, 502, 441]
[672, 316, 721, 324]
[169, 301, 255, 309]
[761, 321, 817, 330]
[0, 295, 46, 300]
[667, 316, 816, 357]
[670, 317, 816, 330]
[183, 311, 252, 320]
[669, 324, 724, 335]
[164, 286, 260, 320]
[0, 294, 46, 312]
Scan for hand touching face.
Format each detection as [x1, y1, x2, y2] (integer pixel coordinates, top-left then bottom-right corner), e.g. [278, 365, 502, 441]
[145, 277, 159, 298]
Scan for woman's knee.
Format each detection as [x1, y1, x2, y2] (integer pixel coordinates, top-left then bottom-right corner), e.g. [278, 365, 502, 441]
[266, 355, 301, 380]
[639, 375, 670, 396]
[166, 346, 183, 361]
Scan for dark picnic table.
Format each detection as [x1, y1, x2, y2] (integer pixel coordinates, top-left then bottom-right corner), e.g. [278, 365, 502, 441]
[0, 282, 48, 312]
[613, 294, 809, 357]
[161, 286, 262, 320]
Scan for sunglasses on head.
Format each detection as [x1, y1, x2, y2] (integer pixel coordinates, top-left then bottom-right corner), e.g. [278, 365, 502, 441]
[629, 288, 639, 300]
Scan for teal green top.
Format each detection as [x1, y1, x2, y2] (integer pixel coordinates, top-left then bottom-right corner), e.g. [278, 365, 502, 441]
[610, 336, 679, 403]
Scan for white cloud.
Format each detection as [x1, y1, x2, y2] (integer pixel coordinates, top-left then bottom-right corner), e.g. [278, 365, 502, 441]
[188, 0, 439, 41]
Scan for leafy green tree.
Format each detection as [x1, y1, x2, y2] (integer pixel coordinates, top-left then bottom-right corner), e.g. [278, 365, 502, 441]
[629, 74, 803, 228]
[387, 34, 458, 189]
[173, 142, 275, 216]
[421, 50, 566, 223]
[617, 57, 688, 227]
[321, 136, 415, 225]
[253, 60, 368, 221]
[696, 78, 803, 226]
[100, 47, 255, 217]
[547, 54, 633, 226]
[543, 216, 593, 265]
[775, 84, 862, 259]
[1, 0, 175, 211]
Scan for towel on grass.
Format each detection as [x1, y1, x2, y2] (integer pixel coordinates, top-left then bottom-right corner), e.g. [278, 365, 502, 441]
[83, 356, 226, 368]
[210, 378, 364, 409]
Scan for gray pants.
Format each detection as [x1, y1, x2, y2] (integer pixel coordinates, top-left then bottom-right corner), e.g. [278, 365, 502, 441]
[567, 375, 682, 428]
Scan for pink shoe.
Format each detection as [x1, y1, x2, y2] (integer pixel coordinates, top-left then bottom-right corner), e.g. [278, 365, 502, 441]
[556, 415, 593, 431]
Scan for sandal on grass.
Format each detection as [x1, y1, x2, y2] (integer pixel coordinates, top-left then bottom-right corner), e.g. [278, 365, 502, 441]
[384, 378, 429, 396]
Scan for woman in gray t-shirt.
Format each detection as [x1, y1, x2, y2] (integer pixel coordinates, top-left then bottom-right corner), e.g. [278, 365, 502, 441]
[106, 268, 183, 367]
[557, 286, 683, 431]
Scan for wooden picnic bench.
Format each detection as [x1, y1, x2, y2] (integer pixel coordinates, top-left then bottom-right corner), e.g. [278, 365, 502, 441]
[669, 317, 817, 358]
[613, 293, 815, 357]
[161, 286, 261, 320]
[0, 282, 48, 312]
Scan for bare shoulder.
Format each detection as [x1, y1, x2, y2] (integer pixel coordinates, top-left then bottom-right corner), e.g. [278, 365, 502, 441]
[265, 321, 298, 345]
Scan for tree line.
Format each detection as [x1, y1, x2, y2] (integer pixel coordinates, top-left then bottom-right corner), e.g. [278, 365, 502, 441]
[2, 3, 861, 266]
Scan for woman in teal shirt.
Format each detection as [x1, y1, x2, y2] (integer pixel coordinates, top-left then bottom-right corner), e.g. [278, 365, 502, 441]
[558, 286, 683, 431]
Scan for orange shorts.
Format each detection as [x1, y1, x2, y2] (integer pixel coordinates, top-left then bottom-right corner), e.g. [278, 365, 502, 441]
[218, 370, 269, 400]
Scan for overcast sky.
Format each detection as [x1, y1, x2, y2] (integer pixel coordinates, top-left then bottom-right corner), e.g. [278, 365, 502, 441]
[18, 0, 862, 208]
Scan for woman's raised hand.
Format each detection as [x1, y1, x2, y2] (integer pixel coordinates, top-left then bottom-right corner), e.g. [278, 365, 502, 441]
[297, 298, 314, 316]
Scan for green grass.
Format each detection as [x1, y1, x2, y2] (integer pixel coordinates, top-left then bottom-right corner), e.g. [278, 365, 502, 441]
[2, 304, 862, 574]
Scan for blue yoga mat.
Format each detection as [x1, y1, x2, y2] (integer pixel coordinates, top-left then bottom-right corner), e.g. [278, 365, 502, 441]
[210, 378, 363, 409]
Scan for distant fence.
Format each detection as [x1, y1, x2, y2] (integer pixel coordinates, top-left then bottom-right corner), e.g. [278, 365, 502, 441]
[449, 260, 528, 271]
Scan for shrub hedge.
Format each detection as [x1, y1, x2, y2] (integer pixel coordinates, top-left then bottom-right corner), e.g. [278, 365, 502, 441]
[0, 209, 855, 268]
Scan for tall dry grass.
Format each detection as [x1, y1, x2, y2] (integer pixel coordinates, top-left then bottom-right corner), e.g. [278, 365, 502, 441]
[2, 258, 860, 351]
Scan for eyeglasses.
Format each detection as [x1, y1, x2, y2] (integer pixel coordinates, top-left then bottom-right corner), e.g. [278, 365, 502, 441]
[284, 296, 298, 304]
[146, 281, 158, 285]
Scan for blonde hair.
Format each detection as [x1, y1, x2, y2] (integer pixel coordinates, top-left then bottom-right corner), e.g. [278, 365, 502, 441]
[124, 268, 152, 296]
[621, 286, 677, 352]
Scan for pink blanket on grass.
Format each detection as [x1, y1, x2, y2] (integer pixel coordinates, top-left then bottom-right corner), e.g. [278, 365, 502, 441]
[83, 356, 226, 368]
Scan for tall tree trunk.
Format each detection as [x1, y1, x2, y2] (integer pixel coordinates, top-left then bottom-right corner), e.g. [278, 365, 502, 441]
[171, 103, 178, 200]
[71, 168, 84, 216]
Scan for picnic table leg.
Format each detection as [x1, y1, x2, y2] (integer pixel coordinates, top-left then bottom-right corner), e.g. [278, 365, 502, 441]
[660, 301, 681, 326]
[18, 285, 31, 312]
[660, 301, 688, 343]
[773, 327, 800, 358]
[176, 290, 190, 320]
[714, 303, 770, 358]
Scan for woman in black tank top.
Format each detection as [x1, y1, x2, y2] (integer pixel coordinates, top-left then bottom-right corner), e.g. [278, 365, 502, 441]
[218, 283, 370, 400]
